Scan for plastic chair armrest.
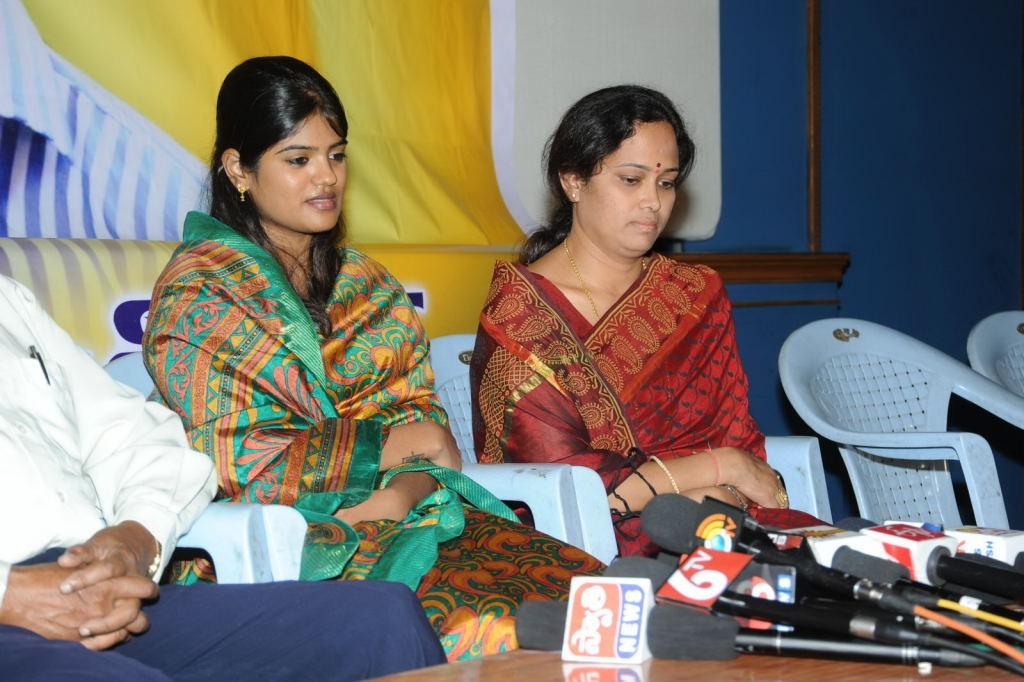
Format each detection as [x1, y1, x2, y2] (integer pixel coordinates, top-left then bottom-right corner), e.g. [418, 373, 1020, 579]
[176, 503, 306, 583]
[765, 435, 833, 523]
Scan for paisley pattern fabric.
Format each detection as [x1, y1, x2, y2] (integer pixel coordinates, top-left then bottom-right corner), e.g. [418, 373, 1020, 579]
[143, 212, 602, 660]
[473, 256, 783, 557]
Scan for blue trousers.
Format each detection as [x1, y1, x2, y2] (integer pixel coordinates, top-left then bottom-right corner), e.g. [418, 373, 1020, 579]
[0, 579, 447, 681]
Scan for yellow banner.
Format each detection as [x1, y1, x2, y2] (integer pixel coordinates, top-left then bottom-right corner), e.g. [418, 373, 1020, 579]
[20, 0, 523, 337]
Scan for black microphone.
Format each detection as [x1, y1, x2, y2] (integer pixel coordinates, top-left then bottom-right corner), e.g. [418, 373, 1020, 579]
[517, 599, 985, 667]
[647, 604, 984, 667]
[515, 555, 675, 653]
[612, 551, 940, 653]
[831, 546, 911, 584]
[516, 600, 570, 651]
[835, 517, 1024, 601]
[640, 494, 916, 614]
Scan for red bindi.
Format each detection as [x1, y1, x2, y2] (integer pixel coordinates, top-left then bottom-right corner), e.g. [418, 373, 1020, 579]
[655, 163, 661, 170]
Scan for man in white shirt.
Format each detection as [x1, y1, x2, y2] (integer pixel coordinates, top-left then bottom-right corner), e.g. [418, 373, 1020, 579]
[0, 274, 446, 680]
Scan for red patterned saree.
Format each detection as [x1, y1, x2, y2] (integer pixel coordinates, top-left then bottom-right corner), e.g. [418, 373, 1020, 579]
[144, 213, 601, 661]
[473, 255, 784, 557]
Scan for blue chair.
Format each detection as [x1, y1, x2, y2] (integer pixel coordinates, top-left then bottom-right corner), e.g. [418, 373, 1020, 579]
[967, 310, 1024, 398]
[780, 317, 1023, 529]
[104, 353, 306, 582]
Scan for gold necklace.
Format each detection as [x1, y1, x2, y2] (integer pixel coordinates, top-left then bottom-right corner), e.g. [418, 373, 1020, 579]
[562, 241, 650, 321]
[563, 240, 600, 320]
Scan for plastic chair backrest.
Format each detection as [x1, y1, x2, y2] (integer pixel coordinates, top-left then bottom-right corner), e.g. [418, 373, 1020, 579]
[105, 351, 156, 394]
[779, 317, 1016, 528]
[967, 311, 1024, 398]
[430, 333, 479, 462]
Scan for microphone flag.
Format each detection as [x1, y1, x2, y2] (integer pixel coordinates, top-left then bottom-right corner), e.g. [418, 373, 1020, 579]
[561, 576, 655, 664]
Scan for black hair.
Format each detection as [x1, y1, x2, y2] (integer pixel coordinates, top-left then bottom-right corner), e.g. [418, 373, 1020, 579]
[520, 84, 695, 264]
[208, 55, 347, 335]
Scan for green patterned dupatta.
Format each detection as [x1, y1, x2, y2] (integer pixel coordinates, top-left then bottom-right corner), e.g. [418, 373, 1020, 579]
[173, 213, 516, 590]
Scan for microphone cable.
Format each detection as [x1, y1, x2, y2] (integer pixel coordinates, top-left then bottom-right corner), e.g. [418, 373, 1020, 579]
[935, 598, 1024, 634]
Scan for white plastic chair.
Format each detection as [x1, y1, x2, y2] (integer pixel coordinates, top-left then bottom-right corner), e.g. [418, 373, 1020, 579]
[967, 311, 1024, 397]
[104, 352, 306, 582]
[779, 317, 1024, 529]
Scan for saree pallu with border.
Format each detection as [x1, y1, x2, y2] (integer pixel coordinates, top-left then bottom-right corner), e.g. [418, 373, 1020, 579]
[143, 212, 601, 661]
[473, 255, 811, 557]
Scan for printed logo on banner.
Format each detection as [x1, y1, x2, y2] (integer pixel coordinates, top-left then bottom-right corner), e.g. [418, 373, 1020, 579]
[562, 577, 653, 664]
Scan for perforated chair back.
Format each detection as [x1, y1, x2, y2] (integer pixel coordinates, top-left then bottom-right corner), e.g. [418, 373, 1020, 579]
[105, 351, 156, 394]
[780, 318, 1021, 528]
[429, 333, 478, 461]
[967, 311, 1024, 398]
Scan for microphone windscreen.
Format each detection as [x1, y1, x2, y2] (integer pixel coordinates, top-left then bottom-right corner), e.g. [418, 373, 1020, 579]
[640, 493, 702, 554]
[949, 551, 1019, 572]
[831, 546, 910, 584]
[604, 555, 676, 588]
[515, 600, 568, 651]
[646, 604, 739, 661]
[835, 517, 877, 532]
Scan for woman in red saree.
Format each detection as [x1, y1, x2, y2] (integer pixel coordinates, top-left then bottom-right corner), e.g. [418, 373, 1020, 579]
[472, 85, 810, 558]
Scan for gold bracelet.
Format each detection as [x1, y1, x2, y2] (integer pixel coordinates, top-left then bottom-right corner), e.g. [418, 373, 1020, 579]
[719, 484, 749, 512]
[146, 539, 163, 579]
[649, 455, 680, 495]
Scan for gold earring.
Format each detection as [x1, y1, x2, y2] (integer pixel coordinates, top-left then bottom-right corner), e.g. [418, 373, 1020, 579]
[237, 185, 247, 203]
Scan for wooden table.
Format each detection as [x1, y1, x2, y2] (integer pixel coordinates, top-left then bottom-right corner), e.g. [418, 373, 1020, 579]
[369, 649, 1019, 681]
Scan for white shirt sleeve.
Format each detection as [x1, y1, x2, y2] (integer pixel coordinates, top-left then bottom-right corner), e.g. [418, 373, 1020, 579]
[0, 276, 216, 575]
[0, 562, 10, 609]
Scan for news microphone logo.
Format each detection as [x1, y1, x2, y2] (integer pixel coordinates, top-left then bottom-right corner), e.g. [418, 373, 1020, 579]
[657, 547, 752, 609]
[944, 526, 1024, 564]
[860, 523, 957, 584]
[694, 512, 739, 552]
[562, 577, 654, 664]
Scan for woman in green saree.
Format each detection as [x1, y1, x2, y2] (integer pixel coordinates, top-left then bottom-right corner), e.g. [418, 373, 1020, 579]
[142, 56, 601, 661]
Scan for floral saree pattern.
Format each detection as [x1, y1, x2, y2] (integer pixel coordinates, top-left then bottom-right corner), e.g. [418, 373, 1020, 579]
[472, 255, 814, 557]
[143, 212, 601, 660]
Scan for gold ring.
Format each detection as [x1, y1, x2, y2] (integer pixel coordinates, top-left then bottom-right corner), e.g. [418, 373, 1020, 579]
[774, 472, 789, 508]
[776, 488, 789, 508]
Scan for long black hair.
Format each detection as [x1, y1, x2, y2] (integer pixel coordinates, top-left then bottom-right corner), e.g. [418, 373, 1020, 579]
[520, 84, 695, 264]
[208, 55, 347, 335]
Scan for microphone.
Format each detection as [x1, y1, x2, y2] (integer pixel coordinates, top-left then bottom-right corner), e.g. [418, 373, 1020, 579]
[640, 494, 916, 614]
[647, 603, 984, 667]
[834, 517, 1024, 600]
[616, 545, 939, 652]
[516, 600, 570, 651]
[519, 599, 985, 667]
[841, 517, 1024, 568]
[943, 526, 1024, 567]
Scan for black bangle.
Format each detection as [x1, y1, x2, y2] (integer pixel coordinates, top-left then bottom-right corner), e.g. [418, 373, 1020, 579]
[633, 468, 658, 497]
[610, 489, 634, 515]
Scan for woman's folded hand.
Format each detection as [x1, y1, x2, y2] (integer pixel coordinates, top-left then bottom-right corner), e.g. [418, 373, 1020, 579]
[717, 447, 788, 509]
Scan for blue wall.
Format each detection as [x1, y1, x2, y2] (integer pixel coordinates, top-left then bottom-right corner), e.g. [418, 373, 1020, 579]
[708, 0, 1022, 524]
